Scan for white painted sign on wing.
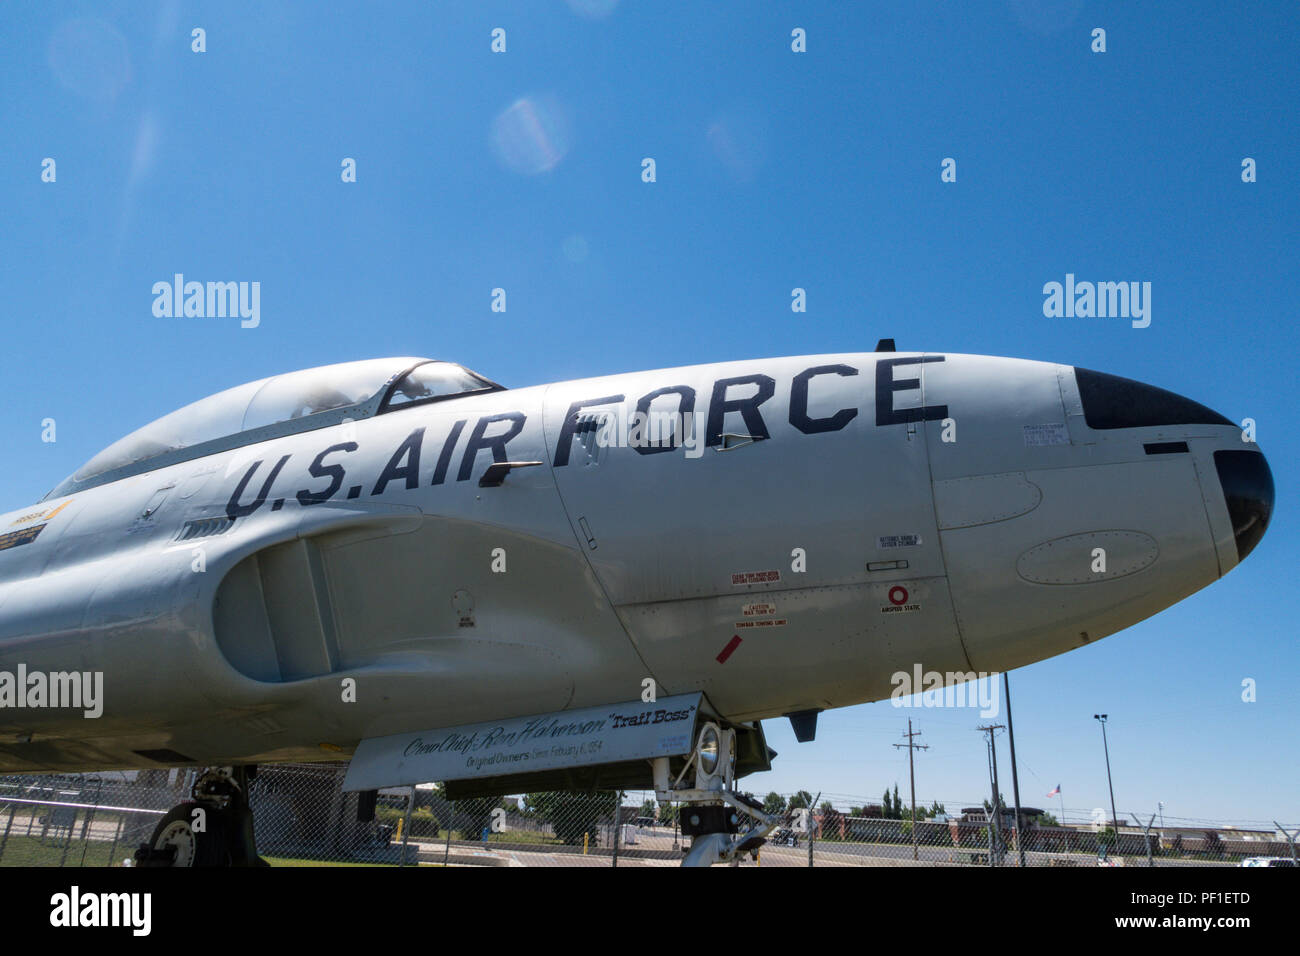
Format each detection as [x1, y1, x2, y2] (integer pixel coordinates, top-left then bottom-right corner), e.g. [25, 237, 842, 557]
[342, 693, 703, 791]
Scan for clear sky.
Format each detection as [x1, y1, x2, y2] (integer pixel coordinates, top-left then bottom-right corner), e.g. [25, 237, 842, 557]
[1, 2, 1295, 829]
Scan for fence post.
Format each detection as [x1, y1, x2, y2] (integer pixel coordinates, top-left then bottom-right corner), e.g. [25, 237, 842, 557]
[106, 815, 123, 867]
[611, 790, 622, 868]
[1139, 813, 1157, 867]
[442, 800, 453, 866]
[79, 778, 102, 868]
[0, 802, 14, 862]
[80, 805, 97, 868]
[58, 808, 75, 867]
[805, 791, 821, 867]
[1275, 821, 1298, 864]
[398, 785, 415, 866]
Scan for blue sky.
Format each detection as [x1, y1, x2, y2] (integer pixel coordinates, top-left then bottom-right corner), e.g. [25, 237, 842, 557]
[1, 2, 1296, 827]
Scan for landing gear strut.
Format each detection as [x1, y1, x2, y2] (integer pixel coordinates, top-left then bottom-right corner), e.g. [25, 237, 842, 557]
[135, 766, 267, 867]
[656, 722, 778, 867]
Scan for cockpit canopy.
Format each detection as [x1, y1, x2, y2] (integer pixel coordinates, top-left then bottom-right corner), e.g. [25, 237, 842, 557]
[48, 358, 501, 499]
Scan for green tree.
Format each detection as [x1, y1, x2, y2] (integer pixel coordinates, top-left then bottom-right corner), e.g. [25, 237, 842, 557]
[1037, 811, 1059, 827]
[928, 800, 946, 818]
[431, 783, 499, 838]
[763, 792, 787, 815]
[640, 798, 656, 820]
[882, 788, 893, 818]
[525, 791, 619, 846]
[892, 784, 903, 819]
[788, 790, 813, 811]
[459, 795, 501, 839]
[406, 806, 440, 837]
[820, 804, 845, 840]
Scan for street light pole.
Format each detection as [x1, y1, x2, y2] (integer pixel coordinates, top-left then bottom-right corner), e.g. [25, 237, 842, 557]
[1094, 714, 1120, 853]
[1002, 672, 1026, 867]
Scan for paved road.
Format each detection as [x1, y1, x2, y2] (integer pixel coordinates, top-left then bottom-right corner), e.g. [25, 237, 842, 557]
[411, 828, 1238, 868]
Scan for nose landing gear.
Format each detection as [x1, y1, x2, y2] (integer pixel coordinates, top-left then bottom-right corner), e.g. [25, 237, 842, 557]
[134, 766, 267, 867]
[657, 722, 779, 867]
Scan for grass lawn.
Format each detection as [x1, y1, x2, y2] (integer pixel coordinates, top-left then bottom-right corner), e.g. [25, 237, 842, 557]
[0, 833, 132, 867]
[398, 828, 564, 847]
[262, 855, 394, 867]
[0, 834, 404, 867]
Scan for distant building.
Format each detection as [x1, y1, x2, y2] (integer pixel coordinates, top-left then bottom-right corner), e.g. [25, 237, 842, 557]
[1153, 824, 1275, 842]
[958, 806, 1047, 828]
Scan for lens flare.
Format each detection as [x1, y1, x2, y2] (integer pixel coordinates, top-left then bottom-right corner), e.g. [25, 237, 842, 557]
[491, 95, 571, 176]
[48, 18, 131, 103]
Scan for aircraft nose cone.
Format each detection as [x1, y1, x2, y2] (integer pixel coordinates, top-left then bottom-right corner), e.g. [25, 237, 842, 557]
[1213, 449, 1274, 563]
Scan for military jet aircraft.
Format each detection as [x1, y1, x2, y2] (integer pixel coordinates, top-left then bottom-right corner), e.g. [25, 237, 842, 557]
[0, 343, 1273, 865]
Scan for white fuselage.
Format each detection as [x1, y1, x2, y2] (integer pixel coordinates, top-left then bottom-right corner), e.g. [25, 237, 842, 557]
[0, 352, 1269, 772]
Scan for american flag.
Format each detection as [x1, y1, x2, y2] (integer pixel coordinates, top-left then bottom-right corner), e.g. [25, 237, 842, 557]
[1047, 784, 1061, 798]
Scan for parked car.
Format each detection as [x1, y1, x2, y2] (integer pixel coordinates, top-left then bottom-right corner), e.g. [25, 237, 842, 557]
[1241, 856, 1296, 867]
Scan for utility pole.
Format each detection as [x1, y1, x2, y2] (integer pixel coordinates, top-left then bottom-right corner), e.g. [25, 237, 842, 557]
[977, 724, 1006, 865]
[893, 719, 929, 861]
[1002, 672, 1026, 867]
[1094, 714, 1120, 855]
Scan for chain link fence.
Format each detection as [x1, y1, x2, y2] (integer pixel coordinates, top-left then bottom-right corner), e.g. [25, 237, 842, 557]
[1, 765, 1294, 867]
[0, 773, 169, 867]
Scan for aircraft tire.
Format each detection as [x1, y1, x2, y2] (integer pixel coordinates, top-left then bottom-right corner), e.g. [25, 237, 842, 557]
[146, 802, 233, 867]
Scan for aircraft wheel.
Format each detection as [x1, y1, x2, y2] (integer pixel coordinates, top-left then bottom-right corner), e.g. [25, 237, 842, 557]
[146, 802, 232, 867]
